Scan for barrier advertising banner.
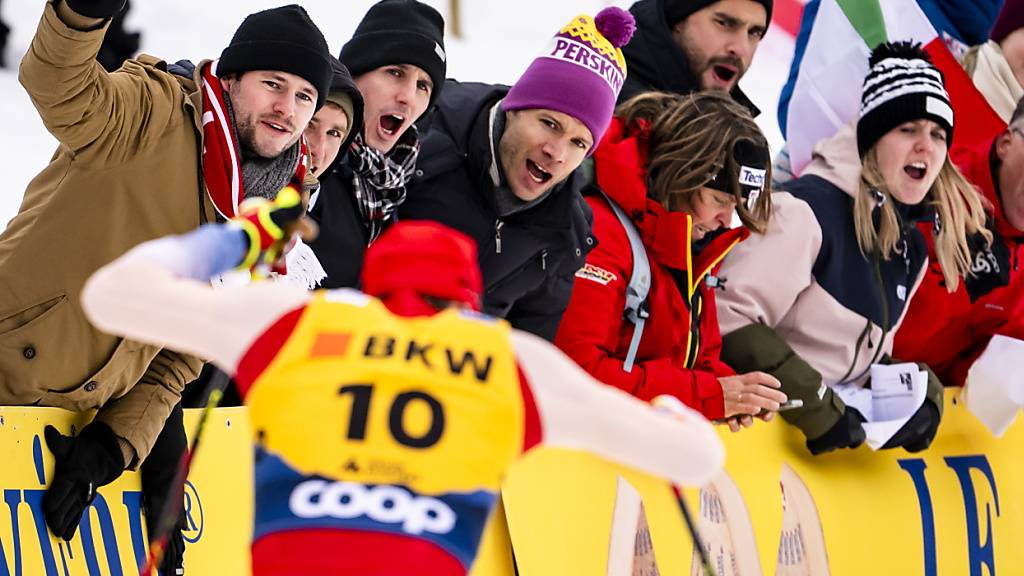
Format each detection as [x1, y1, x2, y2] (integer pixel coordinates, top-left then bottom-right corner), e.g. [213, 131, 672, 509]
[498, 390, 1023, 575]
[0, 407, 252, 576]
[4, 390, 1020, 575]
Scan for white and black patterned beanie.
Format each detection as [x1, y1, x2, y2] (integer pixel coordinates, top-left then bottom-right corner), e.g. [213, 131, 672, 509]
[857, 41, 953, 158]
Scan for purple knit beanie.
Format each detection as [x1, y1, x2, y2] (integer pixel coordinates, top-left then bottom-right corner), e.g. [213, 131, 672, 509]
[503, 7, 636, 147]
[991, 0, 1024, 44]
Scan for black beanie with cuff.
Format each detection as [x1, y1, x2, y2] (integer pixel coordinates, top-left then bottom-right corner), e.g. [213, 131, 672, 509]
[339, 0, 447, 107]
[664, 0, 773, 29]
[218, 5, 333, 110]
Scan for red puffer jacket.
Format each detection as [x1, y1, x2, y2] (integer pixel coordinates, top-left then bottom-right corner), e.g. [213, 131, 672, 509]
[894, 137, 1024, 385]
[554, 118, 748, 419]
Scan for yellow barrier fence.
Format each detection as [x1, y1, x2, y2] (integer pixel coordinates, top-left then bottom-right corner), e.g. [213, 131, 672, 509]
[0, 407, 252, 576]
[2, 389, 1020, 575]
[497, 389, 1024, 575]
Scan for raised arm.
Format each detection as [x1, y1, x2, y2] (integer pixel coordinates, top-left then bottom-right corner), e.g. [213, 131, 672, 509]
[20, 1, 187, 161]
[513, 330, 724, 488]
[82, 224, 310, 374]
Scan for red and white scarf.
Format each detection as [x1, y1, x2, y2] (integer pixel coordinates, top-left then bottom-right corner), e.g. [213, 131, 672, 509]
[200, 61, 309, 220]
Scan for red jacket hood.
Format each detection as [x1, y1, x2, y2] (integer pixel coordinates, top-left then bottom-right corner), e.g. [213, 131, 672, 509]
[593, 117, 749, 281]
[953, 137, 1024, 240]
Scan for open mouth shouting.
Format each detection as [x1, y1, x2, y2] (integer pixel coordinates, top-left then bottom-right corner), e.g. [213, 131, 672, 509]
[379, 113, 406, 138]
[704, 56, 743, 90]
[904, 161, 928, 180]
[526, 159, 552, 185]
[711, 64, 737, 85]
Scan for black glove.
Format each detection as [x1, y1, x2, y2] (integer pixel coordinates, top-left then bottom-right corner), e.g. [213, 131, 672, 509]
[805, 407, 866, 455]
[882, 399, 941, 453]
[43, 422, 125, 541]
[142, 403, 187, 575]
[64, 0, 128, 20]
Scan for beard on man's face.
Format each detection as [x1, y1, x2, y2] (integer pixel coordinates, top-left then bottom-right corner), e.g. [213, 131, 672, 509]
[227, 82, 298, 160]
[680, 35, 746, 90]
[234, 112, 299, 160]
[235, 115, 268, 159]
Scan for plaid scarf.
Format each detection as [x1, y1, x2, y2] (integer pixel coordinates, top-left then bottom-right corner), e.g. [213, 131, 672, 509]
[348, 126, 420, 243]
[200, 61, 308, 219]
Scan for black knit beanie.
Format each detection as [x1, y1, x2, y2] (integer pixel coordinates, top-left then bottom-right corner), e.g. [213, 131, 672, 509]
[664, 0, 773, 28]
[327, 56, 365, 154]
[218, 5, 333, 110]
[340, 0, 447, 106]
[856, 42, 953, 158]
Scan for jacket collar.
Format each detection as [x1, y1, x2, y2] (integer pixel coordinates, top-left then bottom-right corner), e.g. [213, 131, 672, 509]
[594, 117, 749, 295]
[801, 122, 862, 198]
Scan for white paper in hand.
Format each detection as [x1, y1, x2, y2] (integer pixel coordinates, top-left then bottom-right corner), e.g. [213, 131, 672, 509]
[964, 335, 1024, 437]
[871, 363, 921, 421]
[833, 363, 927, 450]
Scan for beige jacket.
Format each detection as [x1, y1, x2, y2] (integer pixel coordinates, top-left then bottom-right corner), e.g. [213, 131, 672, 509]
[0, 4, 220, 465]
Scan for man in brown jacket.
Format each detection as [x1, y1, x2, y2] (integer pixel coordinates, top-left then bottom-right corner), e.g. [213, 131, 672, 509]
[1, 0, 332, 566]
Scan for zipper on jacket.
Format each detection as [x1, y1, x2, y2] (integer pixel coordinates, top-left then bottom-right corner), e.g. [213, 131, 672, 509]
[838, 317, 871, 384]
[541, 250, 547, 271]
[867, 253, 891, 367]
[495, 220, 505, 254]
[839, 252, 891, 385]
[684, 291, 702, 369]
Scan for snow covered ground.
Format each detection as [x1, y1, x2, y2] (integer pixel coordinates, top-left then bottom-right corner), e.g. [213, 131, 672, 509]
[0, 0, 795, 229]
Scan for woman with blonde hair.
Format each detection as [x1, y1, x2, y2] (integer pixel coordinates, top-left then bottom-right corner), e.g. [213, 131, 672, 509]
[555, 90, 788, 428]
[717, 42, 990, 454]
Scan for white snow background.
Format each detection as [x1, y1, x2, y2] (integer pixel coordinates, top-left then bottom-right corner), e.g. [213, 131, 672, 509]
[0, 0, 795, 230]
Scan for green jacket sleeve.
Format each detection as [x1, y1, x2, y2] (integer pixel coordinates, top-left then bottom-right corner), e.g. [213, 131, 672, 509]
[721, 322, 846, 440]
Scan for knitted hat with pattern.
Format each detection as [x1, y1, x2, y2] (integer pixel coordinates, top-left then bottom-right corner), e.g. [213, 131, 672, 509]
[856, 41, 953, 158]
[503, 7, 637, 146]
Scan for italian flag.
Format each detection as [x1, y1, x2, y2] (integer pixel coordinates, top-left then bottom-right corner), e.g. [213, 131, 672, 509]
[784, 0, 1005, 175]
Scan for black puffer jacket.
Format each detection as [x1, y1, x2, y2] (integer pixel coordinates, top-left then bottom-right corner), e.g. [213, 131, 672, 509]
[304, 59, 372, 290]
[620, 0, 760, 116]
[306, 165, 366, 289]
[400, 80, 595, 341]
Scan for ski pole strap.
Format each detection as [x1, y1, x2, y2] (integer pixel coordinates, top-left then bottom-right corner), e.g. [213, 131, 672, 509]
[597, 189, 650, 373]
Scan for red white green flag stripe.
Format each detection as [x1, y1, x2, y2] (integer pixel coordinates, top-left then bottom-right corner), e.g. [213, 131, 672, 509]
[785, 0, 1004, 175]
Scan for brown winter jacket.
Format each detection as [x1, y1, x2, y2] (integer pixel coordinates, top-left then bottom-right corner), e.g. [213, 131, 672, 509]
[0, 5, 220, 466]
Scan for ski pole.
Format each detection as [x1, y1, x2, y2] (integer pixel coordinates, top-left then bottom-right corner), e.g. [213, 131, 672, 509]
[675, 486, 718, 576]
[139, 369, 230, 575]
